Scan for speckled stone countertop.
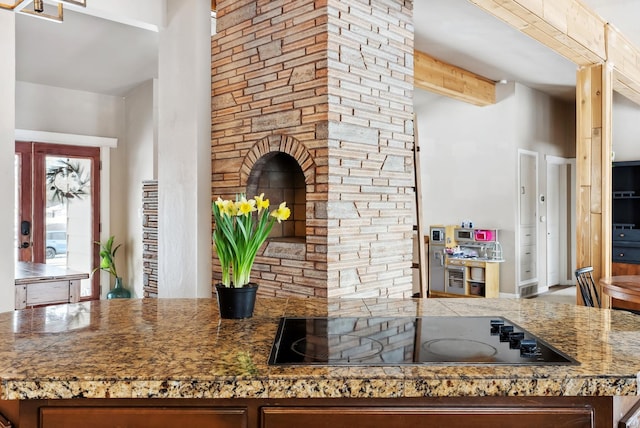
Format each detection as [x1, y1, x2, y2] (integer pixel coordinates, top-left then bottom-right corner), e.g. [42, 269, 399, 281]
[0, 297, 638, 400]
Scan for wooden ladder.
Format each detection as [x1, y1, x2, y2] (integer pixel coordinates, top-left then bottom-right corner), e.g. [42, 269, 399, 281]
[412, 116, 428, 298]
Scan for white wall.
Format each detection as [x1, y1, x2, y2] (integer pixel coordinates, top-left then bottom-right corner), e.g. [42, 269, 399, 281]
[13, 79, 159, 299]
[16, 82, 123, 137]
[109, 79, 156, 297]
[72, 0, 166, 31]
[415, 83, 519, 294]
[3, 0, 209, 312]
[157, 0, 211, 298]
[613, 92, 640, 162]
[514, 84, 575, 291]
[414, 82, 575, 295]
[0, 12, 16, 313]
[14, 82, 126, 298]
[7, 2, 211, 305]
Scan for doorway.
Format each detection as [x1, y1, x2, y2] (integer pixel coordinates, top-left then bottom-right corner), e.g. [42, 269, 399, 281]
[517, 150, 538, 297]
[545, 155, 575, 287]
[15, 142, 101, 300]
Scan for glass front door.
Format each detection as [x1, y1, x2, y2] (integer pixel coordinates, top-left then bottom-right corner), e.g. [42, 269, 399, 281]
[15, 142, 101, 300]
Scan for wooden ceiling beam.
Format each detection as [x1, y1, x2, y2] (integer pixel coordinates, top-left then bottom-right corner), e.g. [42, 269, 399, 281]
[414, 49, 496, 106]
[468, 0, 640, 104]
[607, 24, 640, 105]
[468, 0, 607, 66]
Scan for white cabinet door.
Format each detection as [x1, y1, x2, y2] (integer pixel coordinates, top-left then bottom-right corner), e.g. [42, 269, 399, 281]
[519, 152, 537, 226]
[518, 151, 538, 288]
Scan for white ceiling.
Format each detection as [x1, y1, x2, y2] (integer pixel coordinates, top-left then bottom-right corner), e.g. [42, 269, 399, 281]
[13, 0, 640, 101]
[414, 0, 578, 100]
[16, 7, 158, 97]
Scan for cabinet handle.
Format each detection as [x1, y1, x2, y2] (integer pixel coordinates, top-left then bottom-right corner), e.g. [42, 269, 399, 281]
[619, 233, 625, 238]
[0, 413, 12, 428]
[619, 253, 625, 257]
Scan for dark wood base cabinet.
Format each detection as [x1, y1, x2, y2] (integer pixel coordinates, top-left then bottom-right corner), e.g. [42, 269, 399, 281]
[261, 406, 596, 428]
[1, 396, 614, 428]
[39, 407, 246, 428]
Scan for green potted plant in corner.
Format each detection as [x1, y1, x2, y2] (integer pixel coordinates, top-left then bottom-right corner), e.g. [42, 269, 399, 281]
[93, 235, 131, 299]
[213, 193, 290, 318]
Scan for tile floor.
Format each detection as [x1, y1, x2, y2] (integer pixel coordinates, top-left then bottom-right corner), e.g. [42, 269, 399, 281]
[528, 285, 576, 305]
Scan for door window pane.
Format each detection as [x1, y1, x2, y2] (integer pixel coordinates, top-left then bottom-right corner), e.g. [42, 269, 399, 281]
[45, 156, 94, 297]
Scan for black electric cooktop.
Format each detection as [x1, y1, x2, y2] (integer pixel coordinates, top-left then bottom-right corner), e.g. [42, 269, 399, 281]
[268, 316, 578, 366]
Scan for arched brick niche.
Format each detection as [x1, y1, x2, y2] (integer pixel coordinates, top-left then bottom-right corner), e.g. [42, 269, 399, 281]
[241, 135, 316, 242]
[241, 135, 315, 189]
[246, 152, 305, 239]
[233, 135, 325, 297]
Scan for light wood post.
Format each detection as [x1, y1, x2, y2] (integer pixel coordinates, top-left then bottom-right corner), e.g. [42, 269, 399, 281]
[576, 64, 613, 307]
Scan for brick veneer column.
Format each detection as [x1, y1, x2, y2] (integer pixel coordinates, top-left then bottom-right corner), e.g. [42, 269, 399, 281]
[142, 180, 158, 298]
[212, 0, 330, 297]
[325, 0, 414, 298]
[211, 0, 414, 298]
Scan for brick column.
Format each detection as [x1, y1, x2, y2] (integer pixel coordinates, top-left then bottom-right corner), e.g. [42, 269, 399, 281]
[325, 0, 414, 298]
[212, 0, 414, 298]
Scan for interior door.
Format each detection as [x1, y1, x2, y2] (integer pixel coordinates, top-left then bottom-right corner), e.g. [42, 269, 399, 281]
[15, 142, 101, 300]
[546, 156, 575, 287]
[546, 162, 561, 286]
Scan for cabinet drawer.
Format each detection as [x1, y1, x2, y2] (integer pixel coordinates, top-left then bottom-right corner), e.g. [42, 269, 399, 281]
[613, 229, 640, 242]
[613, 246, 640, 263]
[520, 244, 536, 262]
[40, 407, 247, 428]
[26, 281, 71, 306]
[520, 258, 537, 281]
[520, 226, 536, 246]
[262, 406, 594, 428]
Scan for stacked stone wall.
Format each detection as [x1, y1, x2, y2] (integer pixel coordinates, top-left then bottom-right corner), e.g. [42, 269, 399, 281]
[211, 0, 414, 298]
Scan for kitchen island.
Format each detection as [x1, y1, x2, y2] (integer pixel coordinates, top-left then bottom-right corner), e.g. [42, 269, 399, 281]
[0, 297, 638, 427]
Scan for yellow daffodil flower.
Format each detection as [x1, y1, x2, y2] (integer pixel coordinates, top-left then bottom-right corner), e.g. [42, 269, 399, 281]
[216, 197, 235, 217]
[213, 193, 291, 287]
[254, 193, 270, 213]
[237, 196, 257, 216]
[271, 202, 291, 223]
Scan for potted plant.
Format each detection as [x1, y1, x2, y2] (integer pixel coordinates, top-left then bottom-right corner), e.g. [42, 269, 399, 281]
[212, 193, 290, 318]
[93, 235, 131, 299]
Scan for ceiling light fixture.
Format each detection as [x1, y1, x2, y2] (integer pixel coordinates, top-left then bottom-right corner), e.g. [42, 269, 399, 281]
[50, 0, 85, 7]
[0, 0, 86, 22]
[0, 0, 24, 9]
[19, 0, 63, 23]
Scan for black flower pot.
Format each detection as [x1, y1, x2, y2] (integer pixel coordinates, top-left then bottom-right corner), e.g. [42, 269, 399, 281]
[215, 283, 258, 319]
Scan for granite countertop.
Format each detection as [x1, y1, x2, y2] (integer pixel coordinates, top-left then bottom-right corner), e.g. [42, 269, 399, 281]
[0, 297, 638, 400]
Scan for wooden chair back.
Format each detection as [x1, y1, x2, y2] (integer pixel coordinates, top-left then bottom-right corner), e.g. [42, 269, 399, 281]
[575, 266, 601, 308]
